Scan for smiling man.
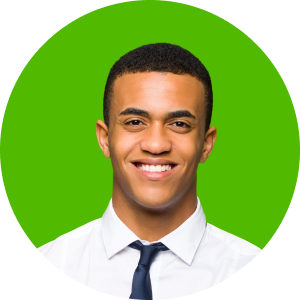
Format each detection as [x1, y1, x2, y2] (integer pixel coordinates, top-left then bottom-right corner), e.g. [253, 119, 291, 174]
[39, 43, 261, 300]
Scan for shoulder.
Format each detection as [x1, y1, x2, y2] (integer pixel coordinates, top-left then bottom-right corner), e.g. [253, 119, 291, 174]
[38, 218, 103, 268]
[205, 223, 261, 256]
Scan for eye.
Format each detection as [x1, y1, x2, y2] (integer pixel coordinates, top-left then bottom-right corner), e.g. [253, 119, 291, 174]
[125, 120, 191, 128]
[171, 121, 190, 128]
[126, 120, 144, 126]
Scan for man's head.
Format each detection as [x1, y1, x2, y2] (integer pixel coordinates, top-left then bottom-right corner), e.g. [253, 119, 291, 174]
[97, 43, 216, 211]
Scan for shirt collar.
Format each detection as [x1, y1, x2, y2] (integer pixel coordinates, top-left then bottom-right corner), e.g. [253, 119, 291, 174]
[101, 197, 206, 266]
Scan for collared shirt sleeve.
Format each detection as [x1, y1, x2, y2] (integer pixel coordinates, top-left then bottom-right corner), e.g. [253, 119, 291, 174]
[235, 244, 262, 273]
[39, 238, 67, 270]
[203, 224, 261, 280]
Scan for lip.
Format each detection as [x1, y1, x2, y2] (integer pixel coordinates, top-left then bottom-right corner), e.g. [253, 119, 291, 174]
[131, 163, 178, 180]
[131, 158, 177, 166]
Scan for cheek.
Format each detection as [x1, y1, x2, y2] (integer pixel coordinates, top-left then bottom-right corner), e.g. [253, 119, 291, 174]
[109, 129, 139, 164]
[114, 134, 136, 155]
[185, 143, 202, 166]
[174, 133, 202, 163]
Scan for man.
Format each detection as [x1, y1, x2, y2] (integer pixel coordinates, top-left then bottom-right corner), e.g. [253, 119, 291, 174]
[39, 43, 260, 299]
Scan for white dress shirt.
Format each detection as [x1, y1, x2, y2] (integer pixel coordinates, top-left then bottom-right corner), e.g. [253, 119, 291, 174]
[39, 198, 261, 299]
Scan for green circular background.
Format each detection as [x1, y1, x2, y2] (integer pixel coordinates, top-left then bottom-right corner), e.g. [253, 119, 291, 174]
[1, 1, 299, 249]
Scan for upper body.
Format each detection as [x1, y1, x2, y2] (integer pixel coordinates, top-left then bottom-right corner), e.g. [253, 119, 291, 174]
[39, 198, 260, 299]
[39, 43, 261, 299]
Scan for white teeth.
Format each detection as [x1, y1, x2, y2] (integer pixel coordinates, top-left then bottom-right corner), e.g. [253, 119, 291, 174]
[155, 165, 161, 172]
[137, 164, 174, 172]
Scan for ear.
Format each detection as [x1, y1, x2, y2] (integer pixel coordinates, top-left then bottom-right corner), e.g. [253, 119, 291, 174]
[96, 120, 110, 158]
[200, 126, 217, 163]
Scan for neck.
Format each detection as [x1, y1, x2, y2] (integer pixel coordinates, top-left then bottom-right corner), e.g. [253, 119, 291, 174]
[112, 184, 197, 243]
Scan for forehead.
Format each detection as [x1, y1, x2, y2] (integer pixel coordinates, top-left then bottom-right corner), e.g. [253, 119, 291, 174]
[112, 72, 206, 116]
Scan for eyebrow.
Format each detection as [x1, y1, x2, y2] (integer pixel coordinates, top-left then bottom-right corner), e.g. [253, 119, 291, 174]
[119, 107, 196, 119]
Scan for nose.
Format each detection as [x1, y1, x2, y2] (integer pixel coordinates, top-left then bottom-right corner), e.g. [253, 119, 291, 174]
[140, 122, 172, 154]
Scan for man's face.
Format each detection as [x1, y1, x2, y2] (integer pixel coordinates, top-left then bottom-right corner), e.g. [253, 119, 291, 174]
[97, 72, 215, 210]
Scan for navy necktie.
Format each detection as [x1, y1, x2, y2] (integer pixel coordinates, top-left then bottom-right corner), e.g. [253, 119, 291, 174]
[129, 240, 169, 300]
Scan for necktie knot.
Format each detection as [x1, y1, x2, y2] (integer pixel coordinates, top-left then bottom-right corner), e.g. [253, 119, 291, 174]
[129, 241, 169, 266]
[128, 240, 169, 251]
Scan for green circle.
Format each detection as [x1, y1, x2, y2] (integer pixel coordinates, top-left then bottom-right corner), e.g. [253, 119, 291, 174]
[0, 1, 299, 249]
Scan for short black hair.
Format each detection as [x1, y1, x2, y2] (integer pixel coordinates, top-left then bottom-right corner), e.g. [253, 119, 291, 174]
[103, 43, 213, 132]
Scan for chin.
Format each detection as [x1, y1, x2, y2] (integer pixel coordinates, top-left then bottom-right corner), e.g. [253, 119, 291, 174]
[130, 189, 176, 211]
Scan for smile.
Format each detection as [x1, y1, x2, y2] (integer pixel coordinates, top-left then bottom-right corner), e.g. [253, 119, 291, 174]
[131, 161, 177, 180]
